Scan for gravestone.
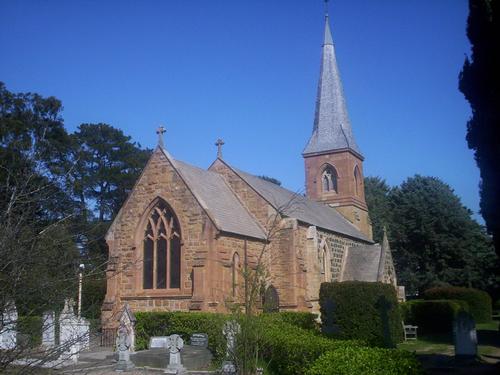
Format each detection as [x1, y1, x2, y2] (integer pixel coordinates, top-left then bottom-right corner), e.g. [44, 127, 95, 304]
[0, 300, 17, 350]
[262, 285, 279, 313]
[59, 298, 90, 353]
[42, 311, 55, 347]
[119, 303, 136, 352]
[189, 333, 208, 347]
[165, 334, 186, 374]
[149, 336, 169, 348]
[221, 320, 240, 375]
[454, 311, 477, 358]
[321, 298, 339, 336]
[115, 321, 135, 372]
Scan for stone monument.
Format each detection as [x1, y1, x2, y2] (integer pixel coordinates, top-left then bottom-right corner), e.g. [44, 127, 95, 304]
[164, 334, 186, 374]
[0, 300, 17, 350]
[115, 321, 135, 372]
[118, 303, 136, 352]
[221, 320, 240, 374]
[59, 298, 90, 353]
[42, 311, 55, 348]
[189, 333, 208, 347]
[454, 311, 477, 358]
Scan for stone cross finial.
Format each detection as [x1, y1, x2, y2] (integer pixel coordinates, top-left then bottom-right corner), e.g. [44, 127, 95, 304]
[215, 138, 225, 158]
[156, 125, 166, 147]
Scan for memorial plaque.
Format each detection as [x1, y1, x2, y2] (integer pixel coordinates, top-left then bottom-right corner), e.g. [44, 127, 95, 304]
[190, 333, 208, 347]
[149, 336, 169, 349]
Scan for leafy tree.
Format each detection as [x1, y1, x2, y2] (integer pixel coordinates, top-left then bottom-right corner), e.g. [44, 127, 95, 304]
[70, 123, 151, 222]
[364, 177, 392, 243]
[387, 175, 497, 294]
[0, 82, 79, 317]
[459, 0, 500, 255]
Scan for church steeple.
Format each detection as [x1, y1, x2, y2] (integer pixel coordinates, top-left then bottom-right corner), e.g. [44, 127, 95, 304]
[303, 13, 361, 157]
[303, 9, 372, 240]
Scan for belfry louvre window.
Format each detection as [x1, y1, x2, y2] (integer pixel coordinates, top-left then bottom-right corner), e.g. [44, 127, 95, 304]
[143, 200, 181, 289]
[322, 166, 338, 193]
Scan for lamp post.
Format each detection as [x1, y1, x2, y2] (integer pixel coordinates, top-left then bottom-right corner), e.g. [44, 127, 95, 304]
[77, 263, 84, 319]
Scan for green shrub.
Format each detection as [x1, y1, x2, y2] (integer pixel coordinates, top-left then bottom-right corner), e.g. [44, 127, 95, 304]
[422, 287, 492, 323]
[319, 281, 403, 347]
[258, 317, 363, 375]
[273, 311, 319, 332]
[305, 346, 424, 375]
[400, 300, 469, 333]
[135, 312, 226, 360]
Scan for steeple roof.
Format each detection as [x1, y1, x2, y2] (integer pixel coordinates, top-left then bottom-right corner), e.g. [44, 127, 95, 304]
[303, 15, 362, 156]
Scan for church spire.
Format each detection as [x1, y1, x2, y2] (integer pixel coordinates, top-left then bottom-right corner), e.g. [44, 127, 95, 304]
[303, 12, 361, 157]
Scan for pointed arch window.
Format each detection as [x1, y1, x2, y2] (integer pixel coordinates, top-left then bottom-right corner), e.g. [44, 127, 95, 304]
[321, 166, 338, 193]
[232, 252, 240, 298]
[354, 165, 361, 196]
[143, 200, 181, 290]
[319, 243, 332, 282]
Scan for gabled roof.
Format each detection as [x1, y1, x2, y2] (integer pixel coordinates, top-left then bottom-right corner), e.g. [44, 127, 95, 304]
[340, 244, 382, 282]
[106, 147, 266, 242]
[222, 162, 371, 242]
[169, 153, 266, 240]
[303, 15, 361, 157]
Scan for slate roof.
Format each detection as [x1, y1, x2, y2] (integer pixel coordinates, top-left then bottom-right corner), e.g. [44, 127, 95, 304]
[229, 165, 371, 242]
[171, 157, 266, 240]
[303, 15, 362, 156]
[340, 245, 382, 282]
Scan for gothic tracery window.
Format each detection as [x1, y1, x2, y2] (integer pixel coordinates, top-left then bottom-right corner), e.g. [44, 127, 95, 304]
[143, 200, 181, 290]
[321, 166, 338, 193]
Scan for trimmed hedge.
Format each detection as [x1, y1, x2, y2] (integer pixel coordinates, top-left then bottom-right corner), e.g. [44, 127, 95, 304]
[305, 346, 424, 375]
[135, 312, 226, 360]
[320, 281, 403, 347]
[258, 316, 363, 375]
[273, 311, 319, 332]
[400, 300, 469, 334]
[422, 287, 492, 323]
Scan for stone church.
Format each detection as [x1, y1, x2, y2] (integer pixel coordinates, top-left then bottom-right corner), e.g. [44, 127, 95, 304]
[101, 14, 398, 327]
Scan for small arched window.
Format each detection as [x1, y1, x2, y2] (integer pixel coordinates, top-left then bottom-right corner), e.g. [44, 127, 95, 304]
[321, 166, 338, 193]
[354, 165, 361, 196]
[319, 243, 332, 282]
[143, 200, 181, 290]
[232, 252, 240, 298]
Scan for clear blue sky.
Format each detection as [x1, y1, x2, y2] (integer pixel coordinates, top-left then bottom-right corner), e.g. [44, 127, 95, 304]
[0, 1, 480, 220]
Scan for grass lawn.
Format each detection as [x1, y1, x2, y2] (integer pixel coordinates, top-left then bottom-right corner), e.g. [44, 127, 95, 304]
[398, 319, 500, 363]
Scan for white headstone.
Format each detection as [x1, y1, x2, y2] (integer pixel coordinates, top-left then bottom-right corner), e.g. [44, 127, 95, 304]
[42, 311, 55, 347]
[165, 334, 186, 374]
[149, 336, 169, 348]
[454, 311, 477, 357]
[59, 298, 90, 353]
[0, 300, 17, 350]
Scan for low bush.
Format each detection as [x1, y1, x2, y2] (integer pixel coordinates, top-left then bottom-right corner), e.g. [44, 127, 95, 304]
[305, 346, 424, 375]
[422, 287, 492, 323]
[259, 317, 363, 375]
[400, 300, 469, 333]
[319, 281, 403, 347]
[135, 312, 226, 360]
[275, 311, 319, 331]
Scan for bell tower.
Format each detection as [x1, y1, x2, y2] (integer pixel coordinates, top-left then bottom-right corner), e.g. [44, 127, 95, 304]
[303, 12, 372, 240]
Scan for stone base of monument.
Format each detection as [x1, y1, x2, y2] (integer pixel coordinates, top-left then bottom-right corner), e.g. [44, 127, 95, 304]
[220, 360, 237, 374]
[164, 364, 187, 374]
[115, 359, 135, 372]
[131, 346, 213, 371]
